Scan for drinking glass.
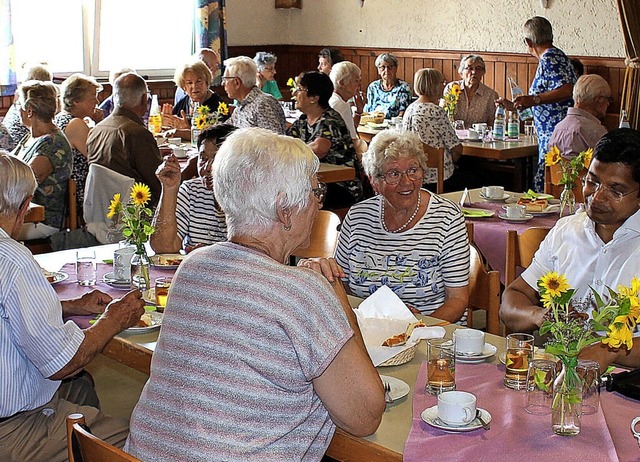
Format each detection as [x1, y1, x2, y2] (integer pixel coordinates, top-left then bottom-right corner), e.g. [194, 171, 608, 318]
[76, 249, 97, 286]
[577, 359, 600, 415]
[504, 333, 534, 390]
[525, 359, 556, 415]
[524, 120, 535, 139]
[154, 277, 172, 313]
[426, 338, 456, 395]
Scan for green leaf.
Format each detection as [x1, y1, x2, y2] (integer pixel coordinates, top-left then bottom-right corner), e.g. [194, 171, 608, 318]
[534, 369, 551, 392]
[539, 321, 552, 336]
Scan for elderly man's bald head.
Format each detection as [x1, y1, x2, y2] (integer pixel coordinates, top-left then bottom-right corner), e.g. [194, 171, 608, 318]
[196, 48, 219, 74]
[113, 72, 148, 113]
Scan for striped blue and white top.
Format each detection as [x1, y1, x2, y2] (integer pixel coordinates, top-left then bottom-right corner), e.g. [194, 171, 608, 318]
[0, 228, 84, 417]
[335, 192, 469, 320]
[176, 179, 227, 245]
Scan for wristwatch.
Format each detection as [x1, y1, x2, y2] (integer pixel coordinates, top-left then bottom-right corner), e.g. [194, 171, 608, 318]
[533, 95, 542, 105]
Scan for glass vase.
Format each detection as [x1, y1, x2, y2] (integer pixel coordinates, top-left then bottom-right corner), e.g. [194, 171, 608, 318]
[559, 183, 576, 218]
[130, 249, 151, 291]
[551, 358, 583, 436]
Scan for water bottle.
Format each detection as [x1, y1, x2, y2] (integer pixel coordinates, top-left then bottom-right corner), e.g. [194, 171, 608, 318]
[494, 104, 506, 140]
[508, 77, 534, 120]
[507, 111, 520, 139]
[148, 95, 162, 134]
[620, 110, 631, 129]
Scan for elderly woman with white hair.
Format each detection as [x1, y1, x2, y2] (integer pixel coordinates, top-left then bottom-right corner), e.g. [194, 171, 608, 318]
[54, 73, 103, 215]
[335, 129, 469, 322]
[13, 80, 73, 240]
[444, 55, 499, 127]
[329, 61, 365, 140]
[126, 127, 384, 461]
[254, 51, 282, 100]
[364, 52, 411, 118]
[223, 56, 286, 134]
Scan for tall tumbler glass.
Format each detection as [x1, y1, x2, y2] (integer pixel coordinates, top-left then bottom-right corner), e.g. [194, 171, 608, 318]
[504, 333, 535, 390]
[426, 338, 456, 395]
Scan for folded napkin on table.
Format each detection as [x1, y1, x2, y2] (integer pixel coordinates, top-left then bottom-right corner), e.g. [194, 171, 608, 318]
[462, 208, 494, 218]
[354, 285, 445, 366]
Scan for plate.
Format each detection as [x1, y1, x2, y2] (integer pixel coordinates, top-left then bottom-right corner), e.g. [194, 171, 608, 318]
[46, 271, 69, 284]
[150, 254, 185, 269]
[142, 288, 156, 305]
[380, 375, 410, 401]
[455, 343, 498, 363]
[498, 213, 533, 222]
[480, 193, 511, 202]
[503, 204, 561, 216]
[365, 121, 388, 129]
[421, 406, 492, 432]
[125, 311, 163, 333]
[102, 272, 131, 289]
[462, 208, 495, 219]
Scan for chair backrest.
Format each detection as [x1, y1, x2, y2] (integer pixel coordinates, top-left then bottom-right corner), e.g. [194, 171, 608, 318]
[504, 227, 551, 286]
[423, 143, 445, 194]
[291, 210, 341, 259]
[544, 163, 585, 203]
[84, 163, 135, 244]
[66, 179, 78, 230]
[66, 413, 140, 462]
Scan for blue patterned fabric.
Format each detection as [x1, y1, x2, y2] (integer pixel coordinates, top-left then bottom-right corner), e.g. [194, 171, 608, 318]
[196, 1, 227, 85]
[364, 79, 412, 118]
[0, 0, 16, 96]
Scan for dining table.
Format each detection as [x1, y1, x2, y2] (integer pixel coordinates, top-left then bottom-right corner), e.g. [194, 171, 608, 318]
[35, 245, 640, 461]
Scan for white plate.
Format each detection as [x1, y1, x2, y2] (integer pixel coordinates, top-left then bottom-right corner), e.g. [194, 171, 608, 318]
[380, 375, 410, 401]
[498, 213, 533, 222]
[150, 254, 185, 269]
[529, 204, 561, 215]
[47, 271, 69, 284]
[126, 311, 163, 333]
[102, 272, 131, 289]
[421, 405, 492, 432]
[480, 193, 511, 202]
[455, 343, 498, 363]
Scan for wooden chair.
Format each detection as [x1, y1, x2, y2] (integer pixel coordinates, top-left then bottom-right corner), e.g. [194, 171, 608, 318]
[423, 143, 445, 194]
[291, 210, 341, 259]
[66, 413, 140, 462]
[66, 178, 79, 231]
[504, 227, 551, 287]
[544, 163, 585, 203]
[466, 223, 501, 335]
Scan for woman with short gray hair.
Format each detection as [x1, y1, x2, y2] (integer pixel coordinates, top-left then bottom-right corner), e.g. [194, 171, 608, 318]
[329, 61, 364, 140]
[443, 54, 499, 126]
[364, 52, 411, 118]
[253, 52, 282, 100]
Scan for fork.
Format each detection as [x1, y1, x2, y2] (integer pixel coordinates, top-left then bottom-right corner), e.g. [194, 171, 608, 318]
[384, 381, 394, 404]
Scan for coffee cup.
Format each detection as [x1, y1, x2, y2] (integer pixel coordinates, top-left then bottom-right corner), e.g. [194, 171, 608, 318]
[467, 128, 481, 140]
[472, 123, 488, 133]
[172, 146, 188, 159]
[453, 329, 485, 355]
[506, 204, 527, 219]
[437, 391, 477, 426]
[113, 247, 136, 282]
[481, 185, 504, 199]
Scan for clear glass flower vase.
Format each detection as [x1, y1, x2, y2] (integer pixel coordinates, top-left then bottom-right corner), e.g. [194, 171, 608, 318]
[559, 184, 576, 218]
[130, 250, 151, 291]
[551, 360, 583, 436]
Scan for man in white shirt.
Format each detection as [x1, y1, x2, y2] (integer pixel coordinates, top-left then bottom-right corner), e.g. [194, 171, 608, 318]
[500, 129, 640, 352]
[0, 152, 145, 461]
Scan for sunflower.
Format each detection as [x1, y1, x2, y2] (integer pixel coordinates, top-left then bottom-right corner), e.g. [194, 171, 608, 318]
[581, 148, 593, 169]
[539, 271, 570, 298]
[194, 114, 208, 130]
[130, 183, 151, 206]
[540, 290, 555, 309]
[451, 83, 462, 96]
[217, 102, 229, 116]
[544, 145, 561, 166]
[602, 320, 634, 350]
[107, 193, 121, 219]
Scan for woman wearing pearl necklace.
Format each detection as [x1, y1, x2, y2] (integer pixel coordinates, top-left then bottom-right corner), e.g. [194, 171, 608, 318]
[335, 129, 470, 323]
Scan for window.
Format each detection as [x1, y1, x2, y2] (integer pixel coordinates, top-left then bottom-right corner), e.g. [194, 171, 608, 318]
[10, 0, 194, 79]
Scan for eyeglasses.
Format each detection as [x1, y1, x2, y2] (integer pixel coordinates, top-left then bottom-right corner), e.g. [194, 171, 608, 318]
[377, 65, 396, 71]
[294, 88, 308, 93]
[597, 95, 614, 104]
[464, 66, 485, 73]
[378, 167, 424, 185]
[312, 182, 327, 203]
[222, 76, 239, 82]
[582, 176, 639, 202]
[263, 66, 276, 72]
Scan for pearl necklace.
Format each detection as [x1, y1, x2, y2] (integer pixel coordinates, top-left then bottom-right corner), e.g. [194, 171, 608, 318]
[381, 191, 421, 233]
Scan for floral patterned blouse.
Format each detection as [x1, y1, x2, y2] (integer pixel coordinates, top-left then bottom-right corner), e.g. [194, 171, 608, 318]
[402, 101, 459, 184]
[288, 108, 362, 202]
[54, 111, 88, 215]
[364, 79, 412, 118]
[15, 129, 73, 229]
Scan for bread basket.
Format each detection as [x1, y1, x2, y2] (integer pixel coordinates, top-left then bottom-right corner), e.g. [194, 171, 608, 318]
[379, 342, 418, 367]
[360, 111, 385, 125]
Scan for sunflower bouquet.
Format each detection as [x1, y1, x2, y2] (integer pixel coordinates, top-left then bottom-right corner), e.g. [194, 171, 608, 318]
[192, 101, 229, 131]
[440, 83, 462, 122]
[287, 77, 298, 99]
[544, 146, 593, 188]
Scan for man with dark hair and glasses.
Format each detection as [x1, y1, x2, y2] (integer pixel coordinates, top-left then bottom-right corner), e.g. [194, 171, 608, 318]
[501, 129, 640, 340]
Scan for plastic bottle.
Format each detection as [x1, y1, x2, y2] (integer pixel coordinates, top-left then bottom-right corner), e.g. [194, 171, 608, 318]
[191, 106, 201, 148]
[494, 104, 506, 140]
[507, 111, 520, 139]
[620, 110, 631, 129]
[508, 77, 534, 120]
[148, 95, 162, 134]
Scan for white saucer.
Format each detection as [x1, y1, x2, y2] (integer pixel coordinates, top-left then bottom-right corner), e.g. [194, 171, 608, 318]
[498, 213, 533, 222]
[480, 193, 510, 202]
[379, 375, 410, 401]
[421, 406, 492, 432]
[102, 272, 131, 289]
[455, 343, 498, 363]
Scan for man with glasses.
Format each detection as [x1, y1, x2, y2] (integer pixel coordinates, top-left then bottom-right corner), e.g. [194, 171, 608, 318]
[548, 74, 610, 158]
[501, 128, 640, 334]
[443, 55, 499, 127]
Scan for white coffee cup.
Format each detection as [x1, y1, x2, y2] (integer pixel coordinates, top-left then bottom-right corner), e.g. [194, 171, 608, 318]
[113, 247, 136, 282]
[467, 128, 481, 140]
[506, 203, 527, 219]
[472, 123, 488, 133]
[481, 185, 504, 199]
[172, 146, 188, 159]
[438, 391, 477, 426]
[453, 329, 485, 355]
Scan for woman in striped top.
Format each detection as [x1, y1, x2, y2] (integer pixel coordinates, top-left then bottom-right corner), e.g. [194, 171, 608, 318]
[335, 129, 470, 323]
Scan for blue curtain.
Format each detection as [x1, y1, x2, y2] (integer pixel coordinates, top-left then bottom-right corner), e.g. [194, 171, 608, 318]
[195, 0, 227, 85]
[0, 0, 17, 96]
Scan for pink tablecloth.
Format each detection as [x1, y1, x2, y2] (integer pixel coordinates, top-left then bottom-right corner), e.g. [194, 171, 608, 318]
[466, 202, 560, 282]
[404, 362, 633, 462]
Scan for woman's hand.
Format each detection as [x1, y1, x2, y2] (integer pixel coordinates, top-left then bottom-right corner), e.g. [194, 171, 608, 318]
[161, 105, 189, 129]
[513, 95, 536, 110]
[353, 91, 366, 114]
[495, 97, 515, 112]
[155, 154, 182, 190]
[298, 257, 346, 283]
